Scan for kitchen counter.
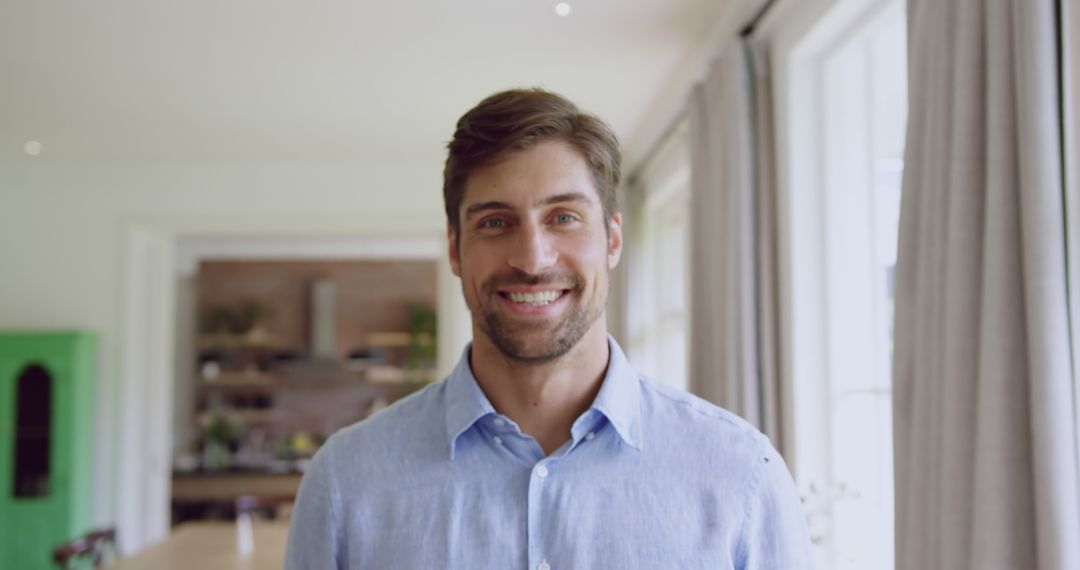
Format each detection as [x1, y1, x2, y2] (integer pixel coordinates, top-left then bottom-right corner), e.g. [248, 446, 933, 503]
[171, 471, 303, 502]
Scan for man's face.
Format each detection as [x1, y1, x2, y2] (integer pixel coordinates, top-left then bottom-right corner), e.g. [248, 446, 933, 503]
[449, 141, 623, 363]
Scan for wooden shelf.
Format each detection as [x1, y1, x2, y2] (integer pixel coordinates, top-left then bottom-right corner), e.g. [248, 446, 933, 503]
[365, 366, 437, 384]
[197, 409, 277, 425]
[366, 331, 433, 348]
[199, 372, 277, 390]
[197, 333, 281, 351]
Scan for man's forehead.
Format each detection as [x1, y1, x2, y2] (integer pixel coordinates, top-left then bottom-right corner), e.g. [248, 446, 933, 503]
[460, 152, 599, 216]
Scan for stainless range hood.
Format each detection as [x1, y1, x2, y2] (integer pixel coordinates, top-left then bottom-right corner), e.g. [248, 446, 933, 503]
[276, 279, 353, 381]
[310, 279, 337, 360]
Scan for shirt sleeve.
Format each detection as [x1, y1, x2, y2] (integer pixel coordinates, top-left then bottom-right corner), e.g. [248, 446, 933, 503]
[735, 437, 815, 570]
[285, 438, 345, 570]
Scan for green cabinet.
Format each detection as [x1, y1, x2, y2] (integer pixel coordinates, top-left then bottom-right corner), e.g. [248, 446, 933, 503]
[0, 332, 96, 570]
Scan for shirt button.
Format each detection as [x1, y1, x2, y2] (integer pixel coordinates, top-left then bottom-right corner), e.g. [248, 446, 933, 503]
[493, 436, 503, 445]
[538, 561, 551, 570]
[493, 417, 506, 427]
[536, 465, 549, 478]
[585, 432, 595, 441]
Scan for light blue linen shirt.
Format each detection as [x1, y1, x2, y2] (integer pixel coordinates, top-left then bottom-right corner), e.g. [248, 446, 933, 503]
[286, 338, 812, 569]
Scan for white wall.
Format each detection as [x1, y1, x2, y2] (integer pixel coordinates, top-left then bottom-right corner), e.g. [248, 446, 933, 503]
[0, 157, 448, 528]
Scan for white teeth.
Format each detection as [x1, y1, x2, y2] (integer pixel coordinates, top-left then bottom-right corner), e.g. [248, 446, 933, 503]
[508, 290, 561, 305]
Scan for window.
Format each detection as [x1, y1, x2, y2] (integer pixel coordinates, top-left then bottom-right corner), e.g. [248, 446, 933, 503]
[773, 0, 906, 568]
[625, 120, 691, 391]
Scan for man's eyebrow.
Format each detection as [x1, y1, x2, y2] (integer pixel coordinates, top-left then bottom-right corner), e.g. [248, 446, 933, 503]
[463, 192, 594, 221]
[538, 192, 594, 207]
[464, 201, 514, 220]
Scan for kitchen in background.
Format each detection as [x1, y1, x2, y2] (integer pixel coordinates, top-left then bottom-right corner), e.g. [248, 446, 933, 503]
[171, 259, 437, 523]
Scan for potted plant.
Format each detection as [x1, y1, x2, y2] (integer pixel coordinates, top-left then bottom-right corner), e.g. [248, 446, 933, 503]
[200, 404, 244, 471]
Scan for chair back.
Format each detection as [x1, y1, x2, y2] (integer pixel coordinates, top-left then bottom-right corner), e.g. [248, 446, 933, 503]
[53, 527, 117, 569]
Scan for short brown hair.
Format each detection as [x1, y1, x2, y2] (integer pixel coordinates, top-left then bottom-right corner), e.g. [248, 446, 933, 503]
[443, 88, 621, 240]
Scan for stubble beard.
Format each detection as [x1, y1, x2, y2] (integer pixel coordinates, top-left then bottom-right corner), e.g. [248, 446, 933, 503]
[475, 269, 605, 365]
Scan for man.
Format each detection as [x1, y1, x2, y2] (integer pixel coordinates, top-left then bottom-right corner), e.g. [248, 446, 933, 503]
[286, 89, 813, 569]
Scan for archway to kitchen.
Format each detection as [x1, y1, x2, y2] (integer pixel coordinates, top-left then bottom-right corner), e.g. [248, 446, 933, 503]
[116, 215, 470, 553]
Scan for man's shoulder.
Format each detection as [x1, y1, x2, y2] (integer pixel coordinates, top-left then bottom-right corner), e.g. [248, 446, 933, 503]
[635, 374, 769, 454]
[322, 379, 448, 458]
[637, 374, 761, 431]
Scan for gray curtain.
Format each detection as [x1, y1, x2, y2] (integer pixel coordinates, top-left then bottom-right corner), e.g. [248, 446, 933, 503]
[688, 39, 784, 453]
[894, 0, 1080, 568]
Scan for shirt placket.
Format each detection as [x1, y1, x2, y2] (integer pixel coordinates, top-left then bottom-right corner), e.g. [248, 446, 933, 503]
[525, 413, 607, 570]
[481, 410, 608, 570]
[527, 456, 554, 570]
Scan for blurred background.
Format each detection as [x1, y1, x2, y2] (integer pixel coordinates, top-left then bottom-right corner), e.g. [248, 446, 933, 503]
[3, 0, 1078, 569]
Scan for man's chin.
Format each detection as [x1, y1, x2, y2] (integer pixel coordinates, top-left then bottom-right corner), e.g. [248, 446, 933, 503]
[486, 301, 565, 330]
[477, 296, 598, 364]
[497, 340, 573, 364]
[482, 326, 574, 364]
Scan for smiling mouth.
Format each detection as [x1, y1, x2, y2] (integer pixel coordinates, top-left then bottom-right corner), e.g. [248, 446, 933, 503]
[499, 289, 569, 306]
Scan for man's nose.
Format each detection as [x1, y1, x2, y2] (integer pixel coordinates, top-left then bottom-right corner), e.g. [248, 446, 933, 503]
[507, 221, 557, 274]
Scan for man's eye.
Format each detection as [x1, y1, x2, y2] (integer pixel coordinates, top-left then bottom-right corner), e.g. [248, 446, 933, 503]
[479, 218, 507, 229]
[553, 213, 577, 224]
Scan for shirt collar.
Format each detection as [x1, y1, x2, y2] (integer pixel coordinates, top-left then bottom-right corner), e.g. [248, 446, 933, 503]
[443, 335, 643, 459]
[443, 346, 496, 460]
[588, 336, 643, 450]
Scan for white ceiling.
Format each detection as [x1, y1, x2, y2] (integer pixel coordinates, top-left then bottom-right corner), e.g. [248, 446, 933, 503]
[1, 0, 753, 170]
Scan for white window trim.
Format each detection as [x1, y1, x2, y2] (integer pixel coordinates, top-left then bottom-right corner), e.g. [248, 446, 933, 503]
[757, 0, 903, 567]
[624, 119, 692, 391]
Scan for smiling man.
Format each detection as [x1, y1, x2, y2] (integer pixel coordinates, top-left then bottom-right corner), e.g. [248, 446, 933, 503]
[285, 89, 813, 569]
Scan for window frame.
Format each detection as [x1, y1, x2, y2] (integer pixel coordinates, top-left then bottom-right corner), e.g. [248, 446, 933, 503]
[757, 0, 905, 567]
[624, 119, 692, 391]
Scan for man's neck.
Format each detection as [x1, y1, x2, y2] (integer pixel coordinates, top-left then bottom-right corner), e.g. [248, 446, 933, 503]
[469, 321, 611, 456]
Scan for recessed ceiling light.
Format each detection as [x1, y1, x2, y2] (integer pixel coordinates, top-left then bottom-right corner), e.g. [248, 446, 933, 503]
[24, 140, 43, 156]
[555, 2, 571, 17]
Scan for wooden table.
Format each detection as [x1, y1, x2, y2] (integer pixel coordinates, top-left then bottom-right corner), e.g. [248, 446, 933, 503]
[106, 521, 289, 569]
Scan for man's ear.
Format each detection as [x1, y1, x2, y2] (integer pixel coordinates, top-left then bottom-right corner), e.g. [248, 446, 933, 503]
[607, 212, 623, 270]
[448, 225, 462, 277]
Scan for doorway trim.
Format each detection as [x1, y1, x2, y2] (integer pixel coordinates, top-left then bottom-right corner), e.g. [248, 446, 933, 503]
[116, 213, 455, 552]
